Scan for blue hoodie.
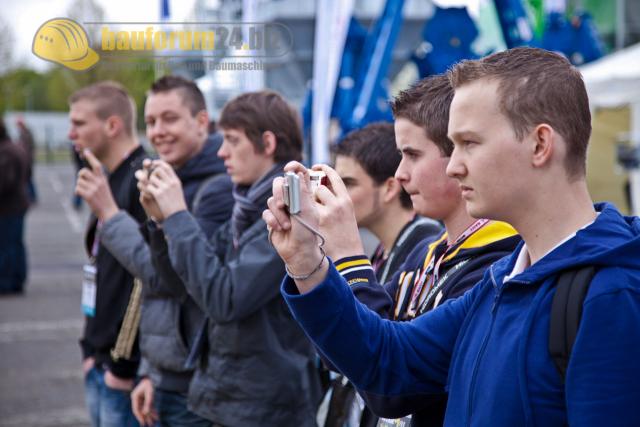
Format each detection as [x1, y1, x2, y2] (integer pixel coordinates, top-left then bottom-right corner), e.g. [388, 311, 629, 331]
[283, 203, 640, 426]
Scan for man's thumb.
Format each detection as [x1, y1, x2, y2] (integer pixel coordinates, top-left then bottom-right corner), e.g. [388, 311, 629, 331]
[143, 390, 153, 414]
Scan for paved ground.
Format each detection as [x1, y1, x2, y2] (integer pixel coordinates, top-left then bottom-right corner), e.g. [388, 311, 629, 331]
[0, 161, 380, 427]
[0, 163, 91, 427]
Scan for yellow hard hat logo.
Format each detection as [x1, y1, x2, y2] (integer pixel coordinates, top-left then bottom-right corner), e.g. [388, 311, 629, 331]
[32, 18, 99, 71]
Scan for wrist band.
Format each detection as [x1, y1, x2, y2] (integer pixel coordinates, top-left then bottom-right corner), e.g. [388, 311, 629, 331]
[285, 246, 327, 281]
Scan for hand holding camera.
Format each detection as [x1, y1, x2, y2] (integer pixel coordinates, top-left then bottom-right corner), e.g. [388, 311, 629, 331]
[282, 170, 327, 215]
[264, 162, 366, 290]
[135, 160, 187, 221]
[264, 162, 329, 289]
[307, 164, 365, 262]
[135, 159, 164, 223]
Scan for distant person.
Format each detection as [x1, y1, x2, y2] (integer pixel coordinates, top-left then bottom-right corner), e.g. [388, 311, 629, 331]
[16, 117, 37, 204]
[70, 81, 146, 427]
[0, 119, 29, 294]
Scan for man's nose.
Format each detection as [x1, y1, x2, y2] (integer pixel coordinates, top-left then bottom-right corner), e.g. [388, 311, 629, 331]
[445, 148, 464, 179]
[395, 161, 408, 183]
[217, 145, 228, 159]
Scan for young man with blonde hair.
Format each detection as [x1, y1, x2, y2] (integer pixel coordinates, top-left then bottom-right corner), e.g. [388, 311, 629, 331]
[71, 81, 146, 427]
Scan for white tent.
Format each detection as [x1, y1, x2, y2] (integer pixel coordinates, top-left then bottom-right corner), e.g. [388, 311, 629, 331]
[580, 43, 640, 215]
[581, 42, 640, 108]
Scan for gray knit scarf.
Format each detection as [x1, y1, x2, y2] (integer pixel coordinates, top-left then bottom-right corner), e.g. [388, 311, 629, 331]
[231, 163, 285, 248]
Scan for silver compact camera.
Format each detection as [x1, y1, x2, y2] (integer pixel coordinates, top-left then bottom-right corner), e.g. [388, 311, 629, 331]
[282, 171, 327, 215]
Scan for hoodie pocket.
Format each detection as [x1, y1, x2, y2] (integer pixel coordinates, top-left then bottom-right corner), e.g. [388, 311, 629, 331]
[139, 298, 190, 371]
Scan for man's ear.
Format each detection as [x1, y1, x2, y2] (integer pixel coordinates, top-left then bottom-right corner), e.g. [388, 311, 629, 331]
[531, 124, 555, 169]
[261, 131, 277, 156]
[104, 116, 124, 139]
[195, 110, 209, 137]
[381, 177, 403, 204]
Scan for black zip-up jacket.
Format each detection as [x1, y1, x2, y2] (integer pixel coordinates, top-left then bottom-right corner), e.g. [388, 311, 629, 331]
[80, 145, 147, 379]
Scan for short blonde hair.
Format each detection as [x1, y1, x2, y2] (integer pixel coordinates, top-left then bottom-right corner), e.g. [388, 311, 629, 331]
[69, 81, 136, 137]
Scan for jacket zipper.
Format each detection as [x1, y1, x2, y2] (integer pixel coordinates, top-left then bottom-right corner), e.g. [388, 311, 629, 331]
[466, 268, 529, 426]
[465, 268, 501, 426]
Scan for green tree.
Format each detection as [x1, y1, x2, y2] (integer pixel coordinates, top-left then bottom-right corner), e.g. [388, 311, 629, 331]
[0, 15, 15, 75]
[0, 69, 43, 111]
[1, 0, 161, 130]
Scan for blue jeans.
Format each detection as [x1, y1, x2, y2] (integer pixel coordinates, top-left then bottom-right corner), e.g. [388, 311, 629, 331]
[0, 214, 27, 293]
[84, 366, 140, 427]
[154, 389, 212, 427]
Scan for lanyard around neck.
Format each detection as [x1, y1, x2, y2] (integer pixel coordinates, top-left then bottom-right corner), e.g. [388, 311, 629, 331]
[407, 219, 490, 317]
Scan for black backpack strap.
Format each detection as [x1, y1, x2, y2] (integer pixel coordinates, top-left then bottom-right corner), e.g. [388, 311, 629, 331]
[548, 266, 596, 381]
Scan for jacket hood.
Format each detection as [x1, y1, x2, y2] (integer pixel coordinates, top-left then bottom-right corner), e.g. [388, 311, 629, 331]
[177, 133, 226, 182]
[445, 220, 519, 262]
[494, 202, 640, 285]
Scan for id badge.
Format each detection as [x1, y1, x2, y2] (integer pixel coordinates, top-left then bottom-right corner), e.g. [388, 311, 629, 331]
[82, 264, 97, 317]
[377, 415, 412, 427]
